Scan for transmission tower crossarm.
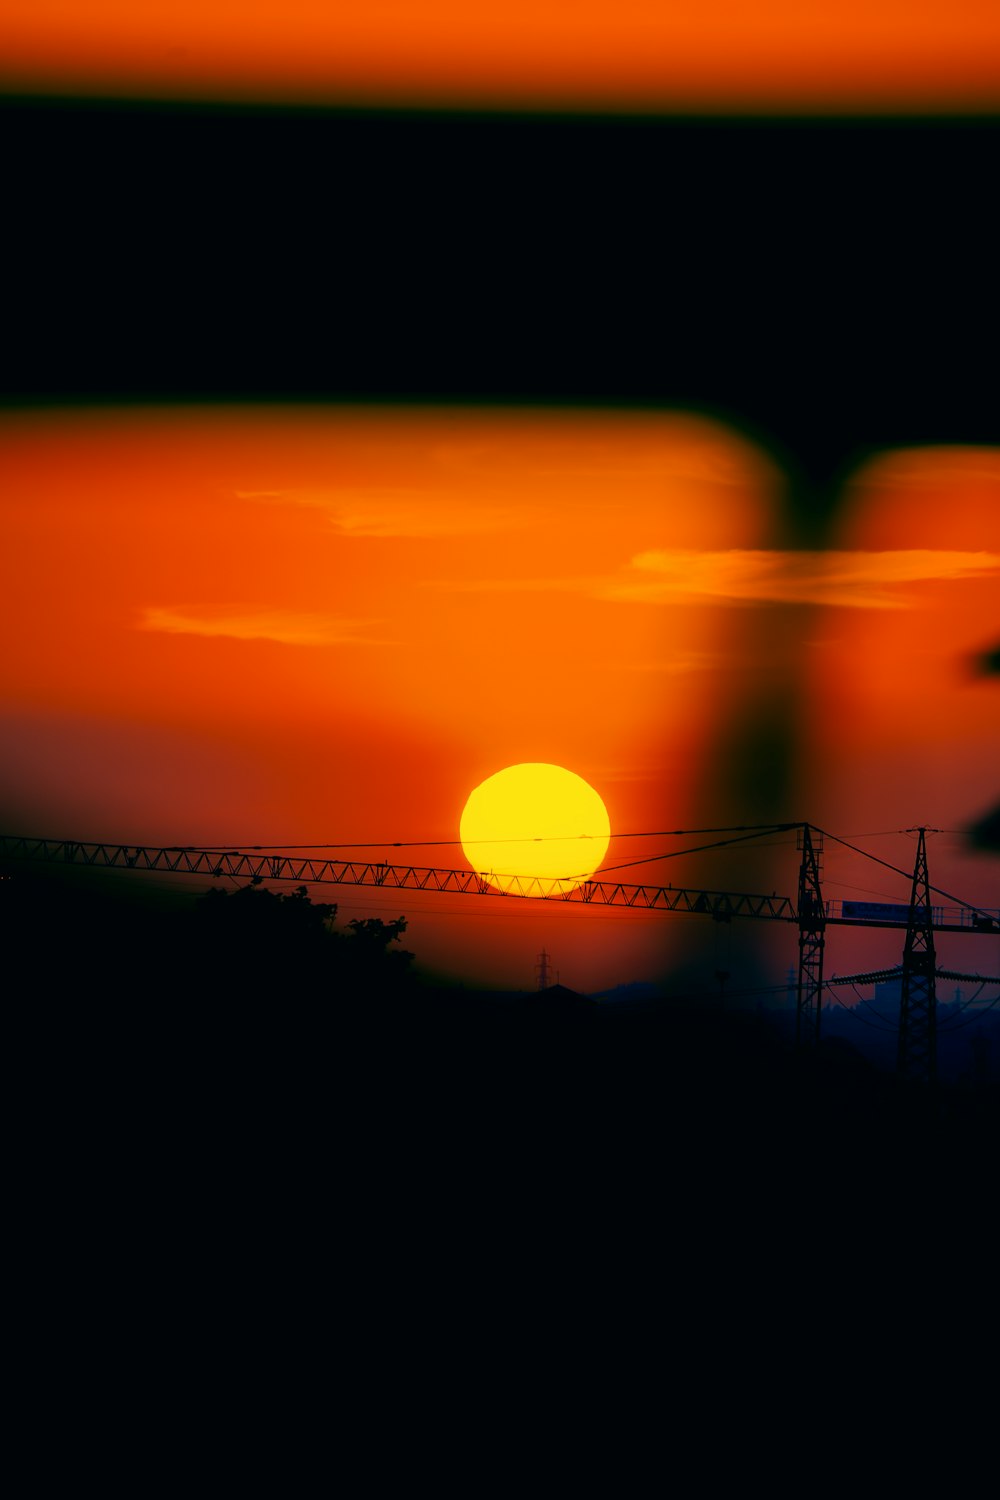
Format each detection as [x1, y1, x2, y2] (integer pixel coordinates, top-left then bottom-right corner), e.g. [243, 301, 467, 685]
[828, 965, 904, 987]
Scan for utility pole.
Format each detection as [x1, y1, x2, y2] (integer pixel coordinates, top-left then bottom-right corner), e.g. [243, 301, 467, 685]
[535, 948, 551, 991]
[898, 827, 938, 1086]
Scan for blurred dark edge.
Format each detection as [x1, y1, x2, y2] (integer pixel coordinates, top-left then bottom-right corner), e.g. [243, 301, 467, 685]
[3, 95, 998, 522]
[3, 95, 998, 846]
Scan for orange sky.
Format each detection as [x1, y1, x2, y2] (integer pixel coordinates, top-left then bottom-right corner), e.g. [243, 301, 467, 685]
[2, 2, 999, 111]
[807, 448, 1000, 824]
[2, 405, 998, 988]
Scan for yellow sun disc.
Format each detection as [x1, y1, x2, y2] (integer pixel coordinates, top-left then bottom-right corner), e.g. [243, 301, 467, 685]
[459, 763, 611, 895]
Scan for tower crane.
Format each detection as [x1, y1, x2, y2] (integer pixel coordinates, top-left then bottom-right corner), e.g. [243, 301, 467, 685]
[2, 824, 998, 1085]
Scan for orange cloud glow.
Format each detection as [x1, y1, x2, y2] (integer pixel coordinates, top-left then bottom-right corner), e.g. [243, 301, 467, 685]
[611, 547, 1000, 608]
[138, 606, 392, 646]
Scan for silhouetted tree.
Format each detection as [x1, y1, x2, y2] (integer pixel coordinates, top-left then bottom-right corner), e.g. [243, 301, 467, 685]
[188, 884, 413, 997]
[346, 915, 408, 950]
[341, 915, 414, 990]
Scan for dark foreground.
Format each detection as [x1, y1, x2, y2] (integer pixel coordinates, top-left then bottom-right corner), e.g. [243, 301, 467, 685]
[10, 869, 998, 1375]
[13, 883, 998, 1467]
[10, 867, 998, 1214]
[24, 971, 1000, 1222]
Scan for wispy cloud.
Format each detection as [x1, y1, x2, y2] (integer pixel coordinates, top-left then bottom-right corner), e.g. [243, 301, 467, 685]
[235, 488, 515, 538]
[602, 549, 1000, 609]
[137, 606, 393, 646]
[421, 549, 1000, 609]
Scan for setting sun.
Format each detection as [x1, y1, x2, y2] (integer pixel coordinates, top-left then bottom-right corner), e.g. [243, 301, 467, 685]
[459, 763, 611, 896]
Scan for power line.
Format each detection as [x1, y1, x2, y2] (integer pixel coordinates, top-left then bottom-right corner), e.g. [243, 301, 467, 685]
[937, 995, 1000, 1031]
[813, 824, 999, 921]
[566, 824, 797, 875]
[827, 991, 898, 1033]
[196, 822, 799, 852]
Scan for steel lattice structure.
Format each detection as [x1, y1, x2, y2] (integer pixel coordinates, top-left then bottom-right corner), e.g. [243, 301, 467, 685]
[4, 828, 998, 1073]
[0, 834, 797, 919]
[5, 832, 995, 931]
[829, 964, 1000, 988]
[796, 825, 826, 1050]
[898, 828, 939, 1086]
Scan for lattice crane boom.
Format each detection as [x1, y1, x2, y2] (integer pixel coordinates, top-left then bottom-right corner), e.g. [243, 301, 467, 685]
[0, 833, 797, 919]
[4, 833, 998, 933]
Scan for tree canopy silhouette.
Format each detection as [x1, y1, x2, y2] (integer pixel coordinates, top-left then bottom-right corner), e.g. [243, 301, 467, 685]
[189, 882, 413, 995]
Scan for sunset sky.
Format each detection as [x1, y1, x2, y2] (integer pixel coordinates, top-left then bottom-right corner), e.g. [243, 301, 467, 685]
[3, 5, 997, 991]
[2, 406, 998, 989]
[2, 1, 999, 110]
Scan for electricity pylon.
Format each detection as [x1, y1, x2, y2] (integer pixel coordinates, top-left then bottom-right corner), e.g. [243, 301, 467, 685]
[897, 827, 938, 1086]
